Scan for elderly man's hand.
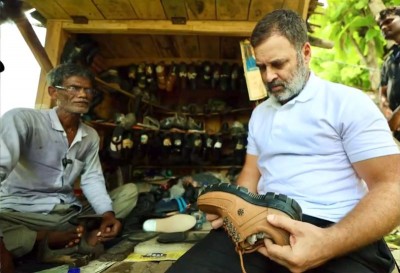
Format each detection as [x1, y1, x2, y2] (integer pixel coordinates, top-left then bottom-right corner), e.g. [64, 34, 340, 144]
[97, 211, 122, 241]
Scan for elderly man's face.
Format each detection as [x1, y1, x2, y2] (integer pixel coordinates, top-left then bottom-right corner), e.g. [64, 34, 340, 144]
[52, 76, 95, 114]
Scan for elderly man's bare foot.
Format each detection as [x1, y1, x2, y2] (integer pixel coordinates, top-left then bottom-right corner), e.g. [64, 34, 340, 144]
[37, 225, 84, 249]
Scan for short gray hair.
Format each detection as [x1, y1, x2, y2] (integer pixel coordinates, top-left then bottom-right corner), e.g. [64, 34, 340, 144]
[47, 63, 95, 87]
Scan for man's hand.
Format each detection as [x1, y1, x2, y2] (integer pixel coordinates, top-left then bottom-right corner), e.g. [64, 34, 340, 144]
[206, 213, 223, 229]
[97, 211, 122, 241]
[257, 214, 334, 273]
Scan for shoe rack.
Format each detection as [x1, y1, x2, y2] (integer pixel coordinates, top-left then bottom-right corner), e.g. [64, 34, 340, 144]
[86, 61, 254, 174]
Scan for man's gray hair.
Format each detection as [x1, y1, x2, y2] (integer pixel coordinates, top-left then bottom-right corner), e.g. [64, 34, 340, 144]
[47, 63, 95, 87]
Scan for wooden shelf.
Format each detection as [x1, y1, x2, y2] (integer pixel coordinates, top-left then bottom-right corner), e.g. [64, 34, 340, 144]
[95, 77, 253, 116]
[95, 77, 171, 112]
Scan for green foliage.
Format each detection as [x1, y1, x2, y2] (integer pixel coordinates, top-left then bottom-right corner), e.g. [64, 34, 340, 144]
[310, 0, 395, 90]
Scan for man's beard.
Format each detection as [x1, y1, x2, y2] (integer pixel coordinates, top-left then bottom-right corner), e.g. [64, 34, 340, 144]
[267, 53, 309, 104]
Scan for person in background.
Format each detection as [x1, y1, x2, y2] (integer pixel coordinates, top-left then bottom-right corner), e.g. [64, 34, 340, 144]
[0, 63, 138, 269]
[376, 6, 400, 141]
[166, 9, 400, 273]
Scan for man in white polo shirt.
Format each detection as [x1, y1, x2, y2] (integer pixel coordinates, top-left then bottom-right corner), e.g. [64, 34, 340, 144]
[167, 9, 400, 273]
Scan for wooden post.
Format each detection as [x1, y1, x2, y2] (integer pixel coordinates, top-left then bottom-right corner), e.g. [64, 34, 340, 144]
[34, 20, 69, 109]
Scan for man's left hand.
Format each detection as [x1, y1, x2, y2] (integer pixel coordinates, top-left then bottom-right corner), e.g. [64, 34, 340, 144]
[257, 214, 334, 273]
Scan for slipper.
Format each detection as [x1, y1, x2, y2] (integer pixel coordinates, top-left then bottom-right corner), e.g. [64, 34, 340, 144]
[142, 214, 197, 233]
[37, 236, 78, 264]
[109, 126, 124, 159]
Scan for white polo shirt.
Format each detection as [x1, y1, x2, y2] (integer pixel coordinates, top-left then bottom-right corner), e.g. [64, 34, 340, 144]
[247, 73, 399, 222]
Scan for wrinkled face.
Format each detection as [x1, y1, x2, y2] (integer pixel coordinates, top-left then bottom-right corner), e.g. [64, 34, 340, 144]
[378, 15, 400, 41]
[254, 35, 311, 104]
[50, 76, 94, 114]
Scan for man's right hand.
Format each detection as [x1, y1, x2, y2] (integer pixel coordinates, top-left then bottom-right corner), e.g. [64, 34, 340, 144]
[206, 213, 224, 229]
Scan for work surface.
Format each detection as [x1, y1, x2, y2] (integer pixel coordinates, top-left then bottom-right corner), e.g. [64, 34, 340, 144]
[30, 230, 400, 273]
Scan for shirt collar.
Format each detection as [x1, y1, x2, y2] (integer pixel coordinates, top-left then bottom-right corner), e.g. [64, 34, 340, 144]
[49, 107, 88, 138]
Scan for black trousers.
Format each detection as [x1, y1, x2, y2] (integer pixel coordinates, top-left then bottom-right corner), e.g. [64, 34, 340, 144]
[166, 215, 395, 273]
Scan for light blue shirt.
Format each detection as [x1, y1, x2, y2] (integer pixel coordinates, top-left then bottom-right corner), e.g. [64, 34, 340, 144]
[247, 73, 399, 222]
[0, 107, 113, 214]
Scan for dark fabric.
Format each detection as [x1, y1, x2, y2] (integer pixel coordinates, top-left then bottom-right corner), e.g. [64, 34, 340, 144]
[166, 215, 395, 273]
[381, 45, 400, 111]
[393, 130, 400, 142]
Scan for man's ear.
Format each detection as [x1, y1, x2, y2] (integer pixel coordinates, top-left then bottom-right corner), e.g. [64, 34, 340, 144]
[302, 42, 312, 65]
[48, 85, 57, 98]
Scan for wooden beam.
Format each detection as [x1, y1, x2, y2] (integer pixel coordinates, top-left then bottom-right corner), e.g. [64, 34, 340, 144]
[13, 16, 53, 74]
[62, 19, 256, 37]
[104, 57, 241, 67]
[309, 35, 334, 49]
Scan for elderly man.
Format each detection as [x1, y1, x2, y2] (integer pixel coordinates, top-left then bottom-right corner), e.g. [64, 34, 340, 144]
[0, 63, 138, 268]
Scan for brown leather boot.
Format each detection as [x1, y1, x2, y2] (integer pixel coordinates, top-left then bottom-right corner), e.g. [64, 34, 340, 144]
[197, 183, 302, 253]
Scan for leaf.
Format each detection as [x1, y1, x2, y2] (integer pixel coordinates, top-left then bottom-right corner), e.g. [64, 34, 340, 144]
[354, 0, 369, 10]
[365, 28, 379, 42]
[330, 2, 348, 21]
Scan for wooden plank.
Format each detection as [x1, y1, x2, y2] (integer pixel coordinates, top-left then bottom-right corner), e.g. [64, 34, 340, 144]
[125, 35, 159, 58]
[101, 34, 160, 61]
[62, 20, 257, 36]
[153, 261, 173, 272]
[185, 0, 216, 20]
[220, 37, 242, 60]
[248, 0, 283, 21]
[282, 0, 311, 20]
[216, 0, 250, 20]
[25, 0, 69, 19]
[91, 35, 118, 58]
[35, 20, 69, 109]
[103, 261, 135, 273]
[199, 36, 220, 59]
[92, 0, 137, 19]
[95, 34, 135, 58]
[173, 35, 200, 58]
[129, 0, 166, 19]
[161, 0, 187, 19]
[55, 0, 104, 19]
[152, 35, 179, 58]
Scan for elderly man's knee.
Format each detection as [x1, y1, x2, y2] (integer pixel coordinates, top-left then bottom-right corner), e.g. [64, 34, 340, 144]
[111, 183, 139, 218]
[3, 226, 36, 257]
